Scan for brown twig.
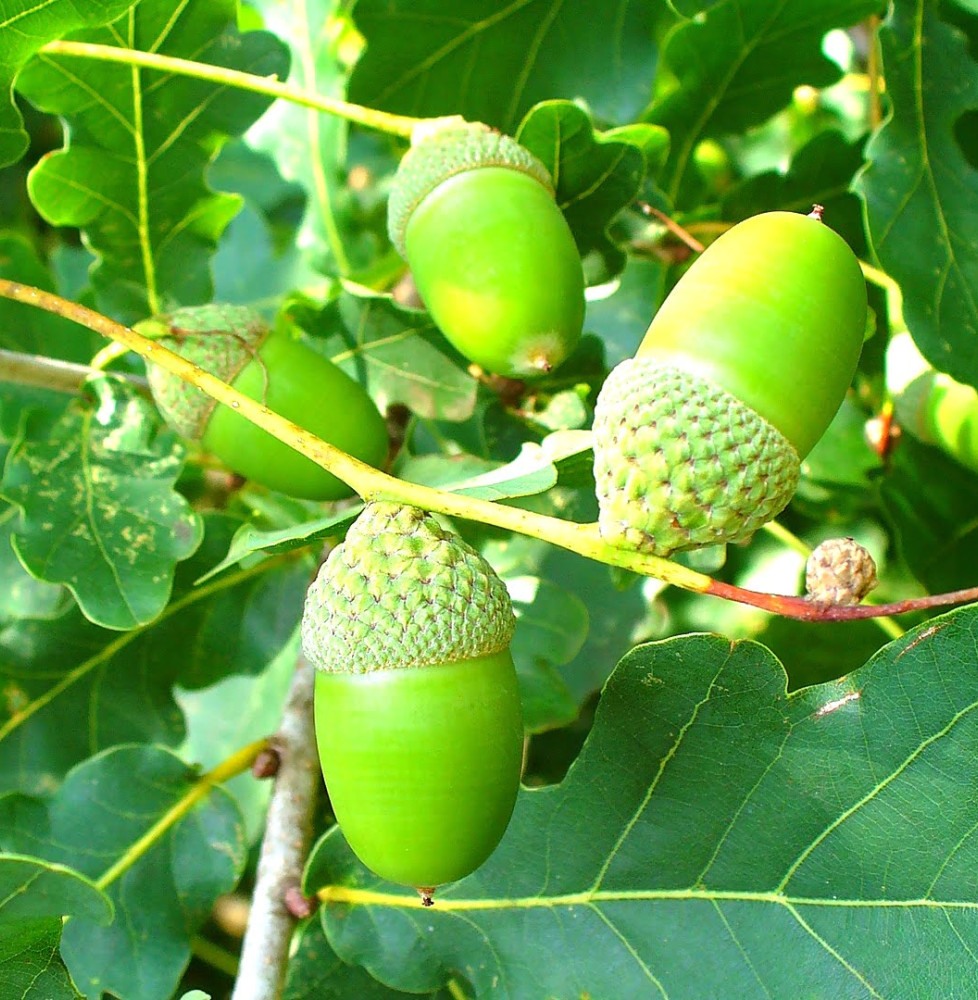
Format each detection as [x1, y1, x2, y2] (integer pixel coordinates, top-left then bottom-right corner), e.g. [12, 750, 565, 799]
[638, 203, 706, 253]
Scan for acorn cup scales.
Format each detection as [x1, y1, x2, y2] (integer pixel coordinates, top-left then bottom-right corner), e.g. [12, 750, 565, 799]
[301, 501, 524, 901]
[593, 210, 868, 556]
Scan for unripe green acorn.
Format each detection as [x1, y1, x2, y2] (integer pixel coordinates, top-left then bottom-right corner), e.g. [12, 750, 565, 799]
[593, 209, 867, 555]
[887, 329, 978, 473]
[141, 304, 388, 501]
[300, 501, 523, 903]
[388, 119, 585, 379]
[805, 537, 878, 606]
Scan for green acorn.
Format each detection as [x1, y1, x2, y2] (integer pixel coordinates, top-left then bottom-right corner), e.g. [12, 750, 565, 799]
[593, 210, 867, 556]
[301, 501, 523, 903]
[141, 304, 388, 501]
[388, 119, 585, 378]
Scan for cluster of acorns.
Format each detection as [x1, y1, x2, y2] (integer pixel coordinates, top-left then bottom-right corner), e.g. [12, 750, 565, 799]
[146, 121, 873, 900]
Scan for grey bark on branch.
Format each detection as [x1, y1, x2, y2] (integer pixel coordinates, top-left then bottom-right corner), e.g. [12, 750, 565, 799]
[231, 649, 320, 1000]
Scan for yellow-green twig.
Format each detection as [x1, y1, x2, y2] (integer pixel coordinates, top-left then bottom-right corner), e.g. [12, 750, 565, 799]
[0, 278, 708, 593]
[2, 278, 975, 625]
[95, 739, 269, 892]
[38, 40, 422, 138]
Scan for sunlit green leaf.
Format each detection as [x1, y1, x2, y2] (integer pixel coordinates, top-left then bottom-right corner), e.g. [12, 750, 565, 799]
[247, 0, 378, 277]
[1, 375, 202, 630]
[349, 0, 658, 133]
[649, 0, 880, 202]
[15, 0, 289, 322]
[0, 0, 140, 168]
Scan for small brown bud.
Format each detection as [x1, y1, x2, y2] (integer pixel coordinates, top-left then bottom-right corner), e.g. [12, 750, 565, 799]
[284, 885, 317, 919]
[251, 745, 281, 779]
[805, 538, 878, 606]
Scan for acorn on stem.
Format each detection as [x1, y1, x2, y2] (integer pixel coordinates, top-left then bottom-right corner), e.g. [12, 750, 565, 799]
[805, 537, 878, 607]
[388, 119, 586, 379]
[300, 501, 523, 904]
[886, 329, 978, 474]
[141, 304, 388, 501]
[593, 208, 868, 556]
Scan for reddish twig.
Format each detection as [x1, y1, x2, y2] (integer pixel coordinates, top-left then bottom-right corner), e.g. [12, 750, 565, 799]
[639, 203, 706, 253]
[705, 580, 978, 621]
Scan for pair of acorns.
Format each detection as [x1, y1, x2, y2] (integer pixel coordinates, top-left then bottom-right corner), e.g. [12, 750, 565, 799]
[146, 121, 871, 900]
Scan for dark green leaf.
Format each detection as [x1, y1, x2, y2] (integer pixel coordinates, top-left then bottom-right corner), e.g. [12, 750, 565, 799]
[722, 129, 868, 253]
[0, 517, 70, 625]
[1, 375, 203, 630]
[0, 233, 102, 361]
[799, 397, 882, 492]
[857, 0, 978, 386]
[0, 918, 83, 1000]
[0, 0, 140, 168]
[283, 917, 452, 1000]
[349, 0, 658, 134]
[649, 0, 880, 202]
[0, 857, 106, 999]
[516, 101, 666, 283]
[0, 515, 309, 796]
[212, 205, 317, 306]
[508, 576, 587, 732]
[880, 433, 978, 593]
[15, 0, 289, 322]
[0, 745, 246, 1000]
[308, 616, 978, 997]
[759, 615, 895, 691]
[176, 636, 296, 842]
[0, 854, 112, 926]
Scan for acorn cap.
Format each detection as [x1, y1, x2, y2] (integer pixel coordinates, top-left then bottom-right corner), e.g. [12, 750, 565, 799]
[301, 502, 516, 673]
[139, 304, 269, 439]
[593, 358, 800, 555]
[387, 120, 555, 259]
[805, 537, 878, 606]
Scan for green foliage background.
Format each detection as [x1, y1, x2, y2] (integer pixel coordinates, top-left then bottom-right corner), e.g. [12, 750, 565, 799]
[2, 0, 978, 998]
